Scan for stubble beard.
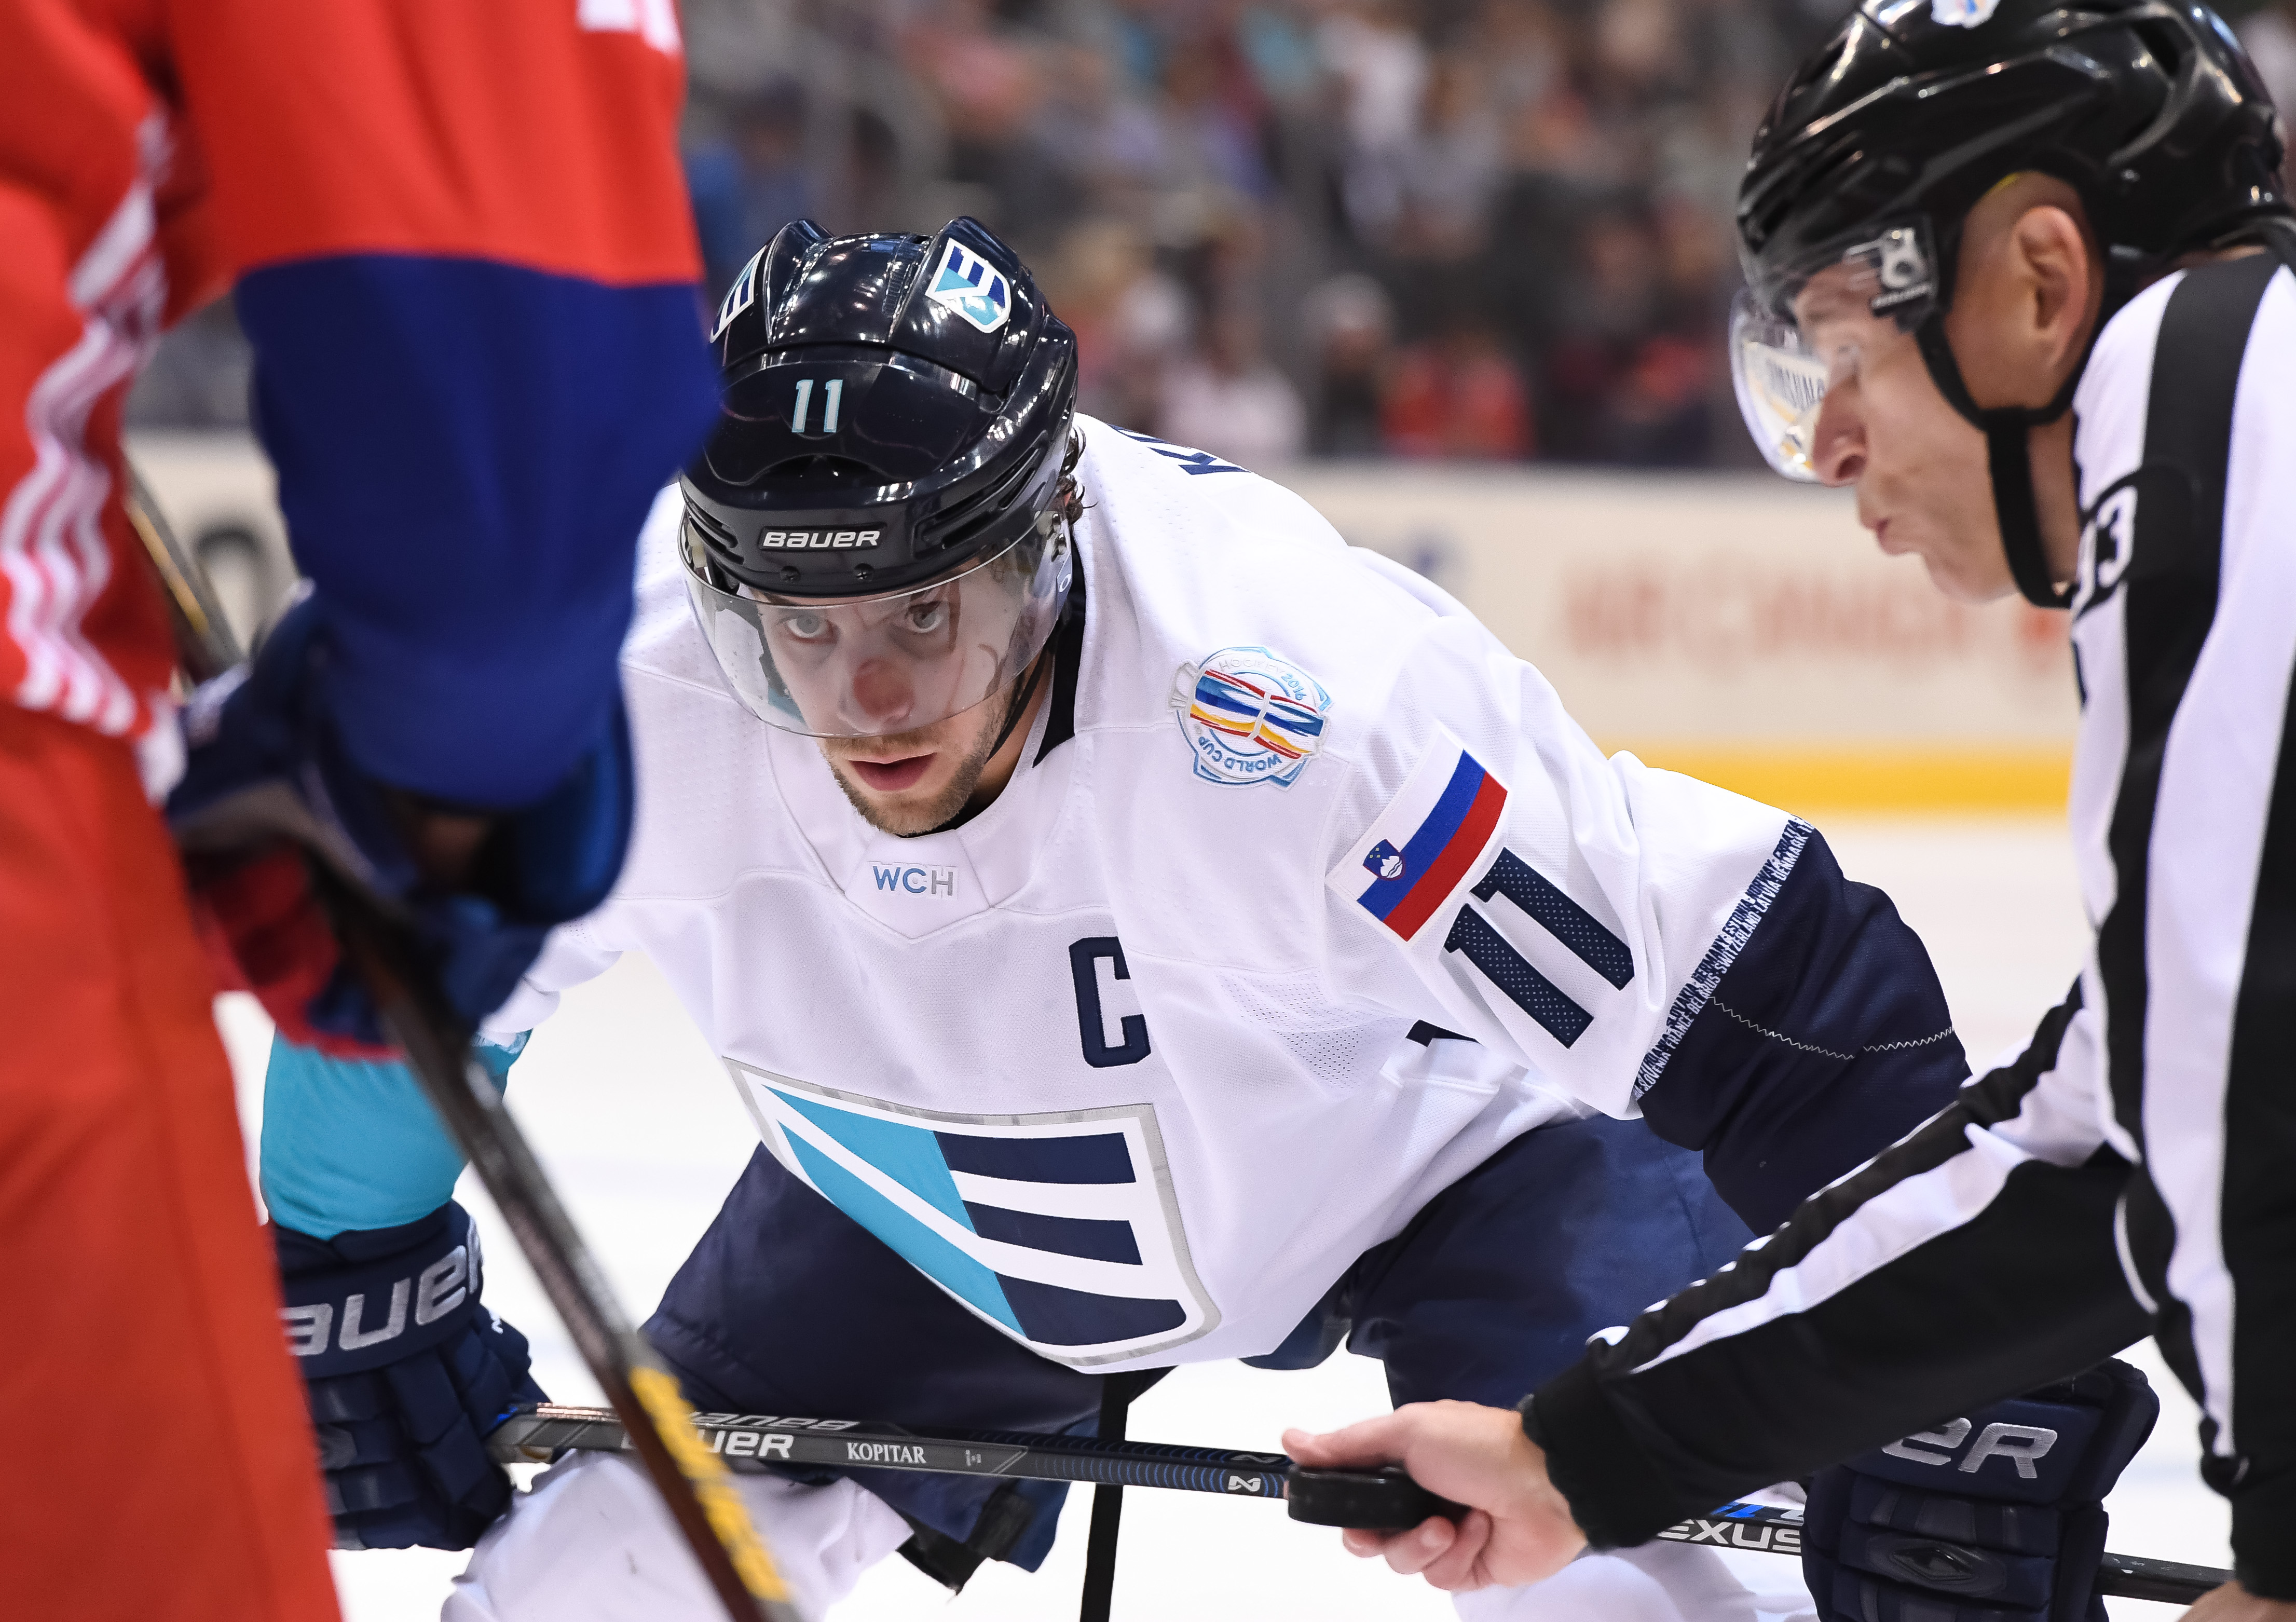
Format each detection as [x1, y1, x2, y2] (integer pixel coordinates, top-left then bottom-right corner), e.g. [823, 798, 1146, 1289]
[820, 708, 1004, 837]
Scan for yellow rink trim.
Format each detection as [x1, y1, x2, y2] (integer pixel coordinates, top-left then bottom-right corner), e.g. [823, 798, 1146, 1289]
[1611, 744, 2073, 814]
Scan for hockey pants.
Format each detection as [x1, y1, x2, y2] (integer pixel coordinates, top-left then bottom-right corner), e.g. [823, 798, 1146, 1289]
[450, 1112, 1816, 1619]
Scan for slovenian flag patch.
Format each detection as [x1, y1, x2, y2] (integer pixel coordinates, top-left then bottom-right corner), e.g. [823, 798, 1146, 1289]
[1327, 730, 1509, 942]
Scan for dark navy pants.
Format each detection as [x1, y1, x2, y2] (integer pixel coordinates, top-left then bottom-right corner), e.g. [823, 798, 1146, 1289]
[645, 1111, 1752, 1570]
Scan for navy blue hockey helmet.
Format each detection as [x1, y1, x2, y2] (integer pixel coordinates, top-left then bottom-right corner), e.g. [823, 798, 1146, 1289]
[678, 219, 1079, 738]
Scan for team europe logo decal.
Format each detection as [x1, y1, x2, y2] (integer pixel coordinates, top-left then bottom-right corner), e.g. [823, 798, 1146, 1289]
[925, 240, 1012, 334]
[1170, 646, 1331, 788]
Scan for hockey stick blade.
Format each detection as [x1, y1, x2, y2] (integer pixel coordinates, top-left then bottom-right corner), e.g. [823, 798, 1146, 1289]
[130, 470, 797, 1622]
[494, 1406, 2233, 1603]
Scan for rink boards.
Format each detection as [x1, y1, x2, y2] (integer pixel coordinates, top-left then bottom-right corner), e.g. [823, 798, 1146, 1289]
[130, 435, 2076, 814]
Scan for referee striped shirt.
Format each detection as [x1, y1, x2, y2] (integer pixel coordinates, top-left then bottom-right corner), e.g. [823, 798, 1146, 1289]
[1525, 249, 2296, 1599]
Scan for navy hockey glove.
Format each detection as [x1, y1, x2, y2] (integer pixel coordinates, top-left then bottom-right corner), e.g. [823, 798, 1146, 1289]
[169, 592, 633, 1053]
[277, 1202, 544, 1550]
[1803, 1359, 2158, 1622]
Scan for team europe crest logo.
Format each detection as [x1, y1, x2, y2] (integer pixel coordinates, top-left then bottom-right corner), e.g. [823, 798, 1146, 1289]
[1170, 646, 1332, 789]
[712, 248, 762, 342]
[925, 240, 1012, 335]
[728, 1062, 1220, 1367]
[1930, 0, 2000, 25]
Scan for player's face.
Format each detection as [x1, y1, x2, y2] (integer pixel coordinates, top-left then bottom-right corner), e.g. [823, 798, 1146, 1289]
[755, 577, 1034, 834]
[813, 672, 1038, 836]
[1795, 268, 2016, 603]
[757, 579, 1025, 738]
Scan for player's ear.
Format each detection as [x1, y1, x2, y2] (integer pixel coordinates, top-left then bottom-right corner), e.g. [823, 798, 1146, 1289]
[2009, 203, 2097, 372]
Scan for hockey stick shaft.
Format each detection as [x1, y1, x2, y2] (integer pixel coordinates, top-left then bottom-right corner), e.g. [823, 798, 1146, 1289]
[127, 465, 241, 683]
[319, 886, 794, 1622]
[494, 1405, 1297, 1500]
[130, 474, 795, 1622]
[495, 1407, 2232, 1604]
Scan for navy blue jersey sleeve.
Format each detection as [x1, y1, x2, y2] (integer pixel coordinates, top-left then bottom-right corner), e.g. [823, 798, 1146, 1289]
[1635, 828, 1969, 1234]
[237, 261, 715, 806]
[181, 0, 720, 808]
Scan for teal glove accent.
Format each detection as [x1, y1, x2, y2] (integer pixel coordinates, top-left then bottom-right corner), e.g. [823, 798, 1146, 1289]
[473, 1030, 528, 1087]
[261, 1030, 524, 1238]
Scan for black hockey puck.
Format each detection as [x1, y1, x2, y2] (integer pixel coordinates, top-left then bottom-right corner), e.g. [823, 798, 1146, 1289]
[1284, 1466, 1467, 1529]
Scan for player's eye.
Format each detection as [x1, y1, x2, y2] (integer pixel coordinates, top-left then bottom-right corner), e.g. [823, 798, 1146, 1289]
[775, 610, 832, 642]
[900, 598, 950, 635]
[1792, 326, 1860, 392]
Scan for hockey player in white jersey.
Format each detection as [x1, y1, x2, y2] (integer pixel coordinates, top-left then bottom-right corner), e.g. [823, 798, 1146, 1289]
[261, 217, 1976, 1620]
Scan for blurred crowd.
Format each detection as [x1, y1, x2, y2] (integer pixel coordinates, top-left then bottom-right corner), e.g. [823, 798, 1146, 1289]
[134, 0, 2296, 470]
[676, 0, 1823, 468]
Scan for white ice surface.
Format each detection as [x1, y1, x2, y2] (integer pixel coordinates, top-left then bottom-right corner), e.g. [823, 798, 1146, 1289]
[210, 817, 2230, 1620]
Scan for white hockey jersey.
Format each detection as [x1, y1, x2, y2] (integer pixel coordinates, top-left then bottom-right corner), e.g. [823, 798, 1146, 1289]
[486, 420, 1806, 1374]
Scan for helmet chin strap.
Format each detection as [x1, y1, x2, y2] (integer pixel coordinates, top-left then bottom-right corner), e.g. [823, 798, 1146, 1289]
[1911, 319, 2078, 609]
[917, 567, 1075, 838]
[981, 640, 1052, 764]
[974, 537, 1077, 766]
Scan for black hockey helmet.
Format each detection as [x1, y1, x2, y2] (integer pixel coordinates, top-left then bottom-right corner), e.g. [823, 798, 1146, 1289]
[1728, 0, 2290, 603]
[681, 216, 1077, 598]
[678, 219, 1079, 738]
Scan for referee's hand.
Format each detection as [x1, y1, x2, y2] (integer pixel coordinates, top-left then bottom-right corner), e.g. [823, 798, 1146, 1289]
[1283, 1401, 1586, 1592]
[2182, 1582, 2296, 1622]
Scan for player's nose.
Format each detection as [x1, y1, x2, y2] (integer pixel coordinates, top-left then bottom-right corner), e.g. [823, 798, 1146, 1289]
[847, 658, 915, 730]
[1811, 389, 1867, 487]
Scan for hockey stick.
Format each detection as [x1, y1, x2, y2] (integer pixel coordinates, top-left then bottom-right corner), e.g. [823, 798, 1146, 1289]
[493, 1406, 2234, 1605]
[127, 465, 242, 680]
[1646, 1502, 2232, 1604]
[130, 472, 796, 1622]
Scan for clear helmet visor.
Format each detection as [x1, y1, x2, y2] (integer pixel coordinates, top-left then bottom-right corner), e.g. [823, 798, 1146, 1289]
[1731, 220, 1940, 482]
[682, 519, 1073, 739]
[1730, 289, 1833, 481]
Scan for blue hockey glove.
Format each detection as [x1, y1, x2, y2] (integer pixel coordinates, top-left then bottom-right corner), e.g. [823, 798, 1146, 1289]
[168, 591, 633, 1052]
[1803, 1359, 2158, 1622]
[277, 1201, 544, 1550]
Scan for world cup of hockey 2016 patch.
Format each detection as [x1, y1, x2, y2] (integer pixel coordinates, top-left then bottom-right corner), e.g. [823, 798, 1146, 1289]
[1327, 729, 1509, 942]
[1169, 646, 1331, 788]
